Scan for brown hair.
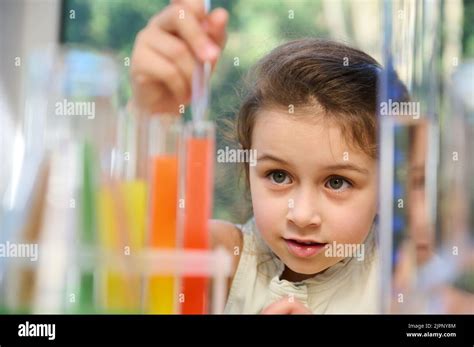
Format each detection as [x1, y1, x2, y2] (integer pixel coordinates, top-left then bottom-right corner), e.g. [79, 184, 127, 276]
[236, 38, 383, 190]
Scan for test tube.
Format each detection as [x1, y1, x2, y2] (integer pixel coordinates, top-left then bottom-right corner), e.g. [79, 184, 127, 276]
[146, 115, 182, 314]
[378, 0, 441, 313]
[77, 141, 98, 313]
[55, 50, 126, 313]
[177, 0, 214, 314]
[432, 63, 474, 313]
[96, 109, 147, 313]
[178, 120, 215, 314]
[1, 157, 50, 313]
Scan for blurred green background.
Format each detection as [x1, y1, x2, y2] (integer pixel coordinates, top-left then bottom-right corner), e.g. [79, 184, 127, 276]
[61, 0, 474, 224]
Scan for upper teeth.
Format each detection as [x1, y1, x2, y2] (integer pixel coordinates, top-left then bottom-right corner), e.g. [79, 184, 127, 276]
[302, 241, 313, 244]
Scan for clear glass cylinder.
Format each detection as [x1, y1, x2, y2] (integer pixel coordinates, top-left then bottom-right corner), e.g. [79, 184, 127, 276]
[378, 0, 442, 313]
[178, 120, 215, 314]
[146, 115, 183, 314]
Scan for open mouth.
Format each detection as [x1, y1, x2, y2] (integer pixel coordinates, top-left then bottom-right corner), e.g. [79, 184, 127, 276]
[284, 238, 327, 258]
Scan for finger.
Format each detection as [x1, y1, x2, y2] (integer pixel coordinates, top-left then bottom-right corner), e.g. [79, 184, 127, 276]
[261, 300, 292, 314]
[135, 79, 182, 115]
[287, 301, 311, 314]
[133, 76, 183, 115]
[170, 1, 227, 52]
[131, 46, 188, 103]
[171, 0, 206, 19]
[151, 4, 220, 62]
[205, 8, 228, 49]
[140, 28, 194, 98]
[261, 298, 311, 314]
[202, 8, 228, 71]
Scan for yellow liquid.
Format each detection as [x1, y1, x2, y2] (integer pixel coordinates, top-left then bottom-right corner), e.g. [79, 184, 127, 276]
[97, 180, 147, 312]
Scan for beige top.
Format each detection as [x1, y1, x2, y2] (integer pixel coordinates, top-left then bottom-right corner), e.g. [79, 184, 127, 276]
[224, 218, 380, 314]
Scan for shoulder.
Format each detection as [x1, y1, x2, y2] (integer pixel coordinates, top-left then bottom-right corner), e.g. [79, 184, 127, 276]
[209, 219, 244, 282]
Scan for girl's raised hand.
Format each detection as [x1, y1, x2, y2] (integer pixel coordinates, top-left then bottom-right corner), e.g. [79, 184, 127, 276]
[130, 0, 228, 115]
[261, 296, 312, 314]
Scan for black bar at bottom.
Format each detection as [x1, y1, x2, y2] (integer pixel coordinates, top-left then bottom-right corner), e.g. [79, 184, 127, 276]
[0, 314, 472, 345]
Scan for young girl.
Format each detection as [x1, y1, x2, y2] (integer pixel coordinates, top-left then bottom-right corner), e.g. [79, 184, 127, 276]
[131, 0, 380, 314]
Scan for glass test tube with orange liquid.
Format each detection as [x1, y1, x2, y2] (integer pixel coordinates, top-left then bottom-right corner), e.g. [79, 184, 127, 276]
[146, 115, 182, 313]
[179, 120, 215, 314]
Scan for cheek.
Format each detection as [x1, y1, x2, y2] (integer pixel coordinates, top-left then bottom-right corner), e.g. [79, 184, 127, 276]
[249, 171, 287, 239]
[326, 190, 377, 244]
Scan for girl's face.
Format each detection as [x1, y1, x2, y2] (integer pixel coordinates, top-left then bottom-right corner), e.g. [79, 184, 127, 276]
[249, 109, 378, 281]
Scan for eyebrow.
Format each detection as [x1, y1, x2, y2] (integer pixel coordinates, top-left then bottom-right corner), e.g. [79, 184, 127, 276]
[257, 154, 370, 175]
[323, 164, 370, 175]
[257, 154, 290, 166]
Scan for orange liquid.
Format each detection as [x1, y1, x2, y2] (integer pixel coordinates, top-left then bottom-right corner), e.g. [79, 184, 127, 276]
[181, 137, 214, 314]
[147, 155, 178, 313]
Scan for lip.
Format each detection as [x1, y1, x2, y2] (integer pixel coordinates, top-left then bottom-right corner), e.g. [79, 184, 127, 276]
[283, 238, 327, 258]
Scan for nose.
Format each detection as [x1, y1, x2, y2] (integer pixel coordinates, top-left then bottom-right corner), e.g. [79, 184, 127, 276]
[286, 186, 322, 229]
